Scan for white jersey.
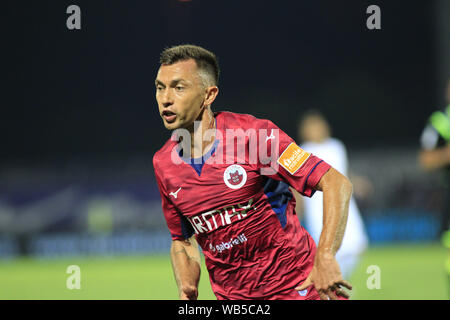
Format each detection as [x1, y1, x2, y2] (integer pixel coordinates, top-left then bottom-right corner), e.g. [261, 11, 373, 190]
[301, 138, 369, 277]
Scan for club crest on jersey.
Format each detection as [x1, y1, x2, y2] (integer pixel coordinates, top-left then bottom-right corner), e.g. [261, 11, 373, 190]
[223, 164, 247, 189]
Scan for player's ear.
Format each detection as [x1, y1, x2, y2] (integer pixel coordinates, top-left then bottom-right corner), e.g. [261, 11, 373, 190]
[204, 86, 219, 107]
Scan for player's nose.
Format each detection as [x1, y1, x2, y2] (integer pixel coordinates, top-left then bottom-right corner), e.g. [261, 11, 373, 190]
[160, 89, 174, 106]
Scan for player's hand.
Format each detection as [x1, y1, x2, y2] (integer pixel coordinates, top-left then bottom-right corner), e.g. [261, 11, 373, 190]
[295, 250, 352, 300]
[180, 284, 198, 300]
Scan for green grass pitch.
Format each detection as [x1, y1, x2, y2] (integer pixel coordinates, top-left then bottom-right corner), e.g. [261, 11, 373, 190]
[0, 243, 447, 300]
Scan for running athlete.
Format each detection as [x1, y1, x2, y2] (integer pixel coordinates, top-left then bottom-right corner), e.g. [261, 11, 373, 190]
[418, 78, 450, 297]
[153, 44, 353, 300]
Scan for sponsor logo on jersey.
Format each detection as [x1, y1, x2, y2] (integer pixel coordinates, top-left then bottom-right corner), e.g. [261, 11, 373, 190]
[169, 187, 182, 199]
[188, 198, 256, 234]
[277, 142, 310, 175]
[210, 233, 248, 254]
[223, 164, 247, 189]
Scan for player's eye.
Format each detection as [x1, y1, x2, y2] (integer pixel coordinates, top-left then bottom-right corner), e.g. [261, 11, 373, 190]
[175, 86, 185, 91]
[156, 85, 164, 91]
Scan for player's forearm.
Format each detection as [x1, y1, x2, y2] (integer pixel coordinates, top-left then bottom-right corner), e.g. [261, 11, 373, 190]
[170, 237, 201, 299]
[315, 168, 352, 256]
[418, 146, 450, 171]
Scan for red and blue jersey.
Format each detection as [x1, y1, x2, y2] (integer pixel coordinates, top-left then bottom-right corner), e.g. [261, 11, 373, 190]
[153, 111, 331, 299]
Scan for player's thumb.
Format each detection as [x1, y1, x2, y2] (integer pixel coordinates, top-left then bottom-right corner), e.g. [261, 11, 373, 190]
[295, 274, 313, 291]
[180, 284, 198, 300]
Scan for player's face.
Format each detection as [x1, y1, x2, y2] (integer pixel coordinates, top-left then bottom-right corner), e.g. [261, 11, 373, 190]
[155, 59, 208, 131]
[299, 116, 330, 143]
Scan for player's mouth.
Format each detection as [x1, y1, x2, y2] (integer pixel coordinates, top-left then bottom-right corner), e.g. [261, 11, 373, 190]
[161, 110, 177, 123]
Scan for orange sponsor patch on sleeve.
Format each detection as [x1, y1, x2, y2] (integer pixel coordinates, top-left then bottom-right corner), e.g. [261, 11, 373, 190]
[277, 142, 311, 175]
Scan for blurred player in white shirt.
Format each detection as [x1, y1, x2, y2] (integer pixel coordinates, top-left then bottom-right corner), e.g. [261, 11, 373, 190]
[293, 110, 369, 279]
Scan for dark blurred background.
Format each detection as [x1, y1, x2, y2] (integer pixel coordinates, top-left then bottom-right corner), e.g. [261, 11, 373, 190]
[1, 0, 442, 159]
[0, 0, 449, 258]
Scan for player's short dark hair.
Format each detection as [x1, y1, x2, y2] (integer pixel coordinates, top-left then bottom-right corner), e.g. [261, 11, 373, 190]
[159, 44, 220, 86]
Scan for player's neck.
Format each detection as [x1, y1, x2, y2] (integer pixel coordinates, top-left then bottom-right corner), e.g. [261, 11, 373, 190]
[189, 108, 216, 158]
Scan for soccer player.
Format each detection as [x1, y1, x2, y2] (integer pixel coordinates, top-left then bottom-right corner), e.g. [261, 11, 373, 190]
[418, 78, 450, 236]
[153, 44, 353, 300]
[418, 78, 450, 297]
[292, 110, 369, 280]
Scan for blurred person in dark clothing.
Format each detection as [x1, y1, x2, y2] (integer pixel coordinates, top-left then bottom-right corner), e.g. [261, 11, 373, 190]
[418, 78, 450, 297]
[419, 78, 450, 235]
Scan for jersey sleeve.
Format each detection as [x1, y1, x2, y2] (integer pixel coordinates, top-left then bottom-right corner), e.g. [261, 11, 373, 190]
[258, 119, 331, 197]
[153, 157, 194, 241]
[420, 124, 440, 150]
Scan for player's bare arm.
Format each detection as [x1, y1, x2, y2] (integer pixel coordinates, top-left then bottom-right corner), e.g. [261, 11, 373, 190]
[296, 167, 353, 300]
[170, 236, 201, 300]
[418, 144, 450, 171]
